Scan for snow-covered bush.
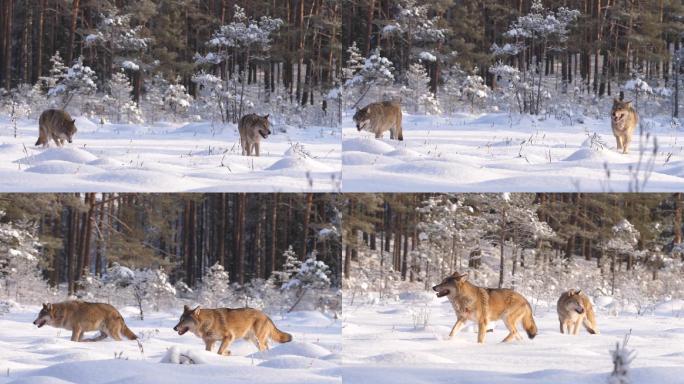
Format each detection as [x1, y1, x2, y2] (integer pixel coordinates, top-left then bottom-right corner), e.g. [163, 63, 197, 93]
[402, 63, 441, 115]
[197, 263, 233, 308]
[345, 48, 395, 105]
[0, 216, 50, 303]
[164, 79, 193, 120]
[131, 267, 176, 319]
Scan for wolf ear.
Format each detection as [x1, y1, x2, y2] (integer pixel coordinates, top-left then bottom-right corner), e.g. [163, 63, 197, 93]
[613, 98, 620, 104]
[46, 303, 52, 310]
[42, 303, 48, 309]
[183, 304, 190, 312]
[451, 272, 467, 281]
[263, 114, 269, 120]
[192, 306, 201, 316]
[575, 289, 582, 295]
[624, 101, 633, 108]
[71, 119, 75, 124]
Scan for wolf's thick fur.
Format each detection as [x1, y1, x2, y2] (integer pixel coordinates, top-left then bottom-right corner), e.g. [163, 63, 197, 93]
[611, 99, 638, 154]
[32, 301, 137, 342]
[557, 289, 598, 335]
[432, 272, 537, 343]
[35, 109, 78, 147]
[238, 114, 271, 156]
[353, 101, 403, 141]
[173, 305, 292, 356]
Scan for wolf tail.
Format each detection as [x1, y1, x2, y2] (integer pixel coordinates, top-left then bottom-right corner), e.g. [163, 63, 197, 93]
[522, 304, 538, 339]
[121, 322, 138, 340]
[269, 319, 293, 343]
[583, 307, 599, 335]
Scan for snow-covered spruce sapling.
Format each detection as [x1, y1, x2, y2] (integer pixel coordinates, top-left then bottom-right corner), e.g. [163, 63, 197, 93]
[608, 331, 636, 384]
[282, 251, 332, 312]
[345, 48, 395, 108]
[198, 262, 232, 308]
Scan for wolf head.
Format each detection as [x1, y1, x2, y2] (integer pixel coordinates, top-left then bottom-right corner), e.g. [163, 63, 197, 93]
[432, 272, 468, 298]
[254, 114, 271, 139]
[33, 303, 56, 328]
[563, 290, 585, 314]
[611, 99, 633, 123]
[173, 305, 201, 335]
[353, 107, 370, 131]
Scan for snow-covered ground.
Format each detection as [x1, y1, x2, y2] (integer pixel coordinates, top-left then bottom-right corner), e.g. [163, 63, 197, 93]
[342, 293, 684, 384]
[0, 116, 341, 192]
[343, 112, 684, 192]
[0, 305, 341, 384]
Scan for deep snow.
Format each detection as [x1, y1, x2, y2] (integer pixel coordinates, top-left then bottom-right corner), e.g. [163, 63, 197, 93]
[0, 116, 340, 192]
[0, 305, 341, 384]
[341, 293, 684, 384]
[342, 112, 684, 192]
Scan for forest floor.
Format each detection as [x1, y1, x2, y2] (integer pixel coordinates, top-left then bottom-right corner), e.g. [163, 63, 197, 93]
[342, 111, 684, 192]
[342, 293, 684, 384]
[0, 304, 341, 384]
[0, 116, 341, 192]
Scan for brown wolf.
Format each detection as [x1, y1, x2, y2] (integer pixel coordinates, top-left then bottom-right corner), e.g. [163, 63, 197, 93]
[557, 289, 598, 335]
[353, 101, 403, 141]
[32, 301, 137, 342]
[173, 305, 292, 356]
[611, 99, 638, 154]
[432, 272, 537, 343]
[35, 109, 78, 147]
[238, 114, 271, 156]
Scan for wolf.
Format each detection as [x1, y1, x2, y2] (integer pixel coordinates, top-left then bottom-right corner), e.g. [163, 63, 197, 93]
[173, 305, 292, 356]
[35, 109, 78, 147]
[432, 272, 537, 343]
[32, 301, 137, 342]
[353, 101, 403, 141]
[611, 99, 638, 154]
[557, 289, 598, 335]
[238, 114, 271, 156]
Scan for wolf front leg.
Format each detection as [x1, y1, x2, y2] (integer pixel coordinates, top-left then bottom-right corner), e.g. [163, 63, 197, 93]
[449, 317, 467, 338]
[204, 338, 215, 352]
[70, 327, 83, 342]
[615, 135, 623, 152]
[476, 321, 488, 343]
[217, 335, 234, 356]
[254, 142, 260, 157]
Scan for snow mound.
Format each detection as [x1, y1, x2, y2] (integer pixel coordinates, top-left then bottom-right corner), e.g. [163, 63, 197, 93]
[74, 116, 99, 133]
[84, 169, 193, 190]
[45, 351, 106, 363]
[87, 158, 123, 169]
[17, 148, 99, 165]
[249, 341, 331, 359]
[265, 156, 333, 172]
[654, 300, 684, 317]
[0, 143, 25, 153]
[258, 355, 337, 369]
[385, 148, 421, 158]
[8, 376, 76, 384]
[342, 151, 398, 166]
[342, 138, 395, 155]
[283, 311, 334, 327]
[25, 161, 101, 174]
[366, 351, 454, 364]
[160, 346, 209, 364]
[562, 147, 623, 162]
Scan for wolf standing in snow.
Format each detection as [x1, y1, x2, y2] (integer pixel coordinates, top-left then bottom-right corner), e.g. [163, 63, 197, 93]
[32, 301, 137, 342]
[432, 272, 537, 343]
[35, 109, 78, 147]
[611, 99, 638, 154]
[173, 305, 292, 356]
[353, 101, 403, 141]
[557, 289, 599, 335]
[238, 113, 271, 156]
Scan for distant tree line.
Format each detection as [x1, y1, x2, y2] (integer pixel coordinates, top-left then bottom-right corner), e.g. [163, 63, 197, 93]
[0, 193, 341, 294]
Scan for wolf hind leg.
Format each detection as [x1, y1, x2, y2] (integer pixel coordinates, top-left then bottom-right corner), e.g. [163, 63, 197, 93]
[501, 315, 520, 343]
